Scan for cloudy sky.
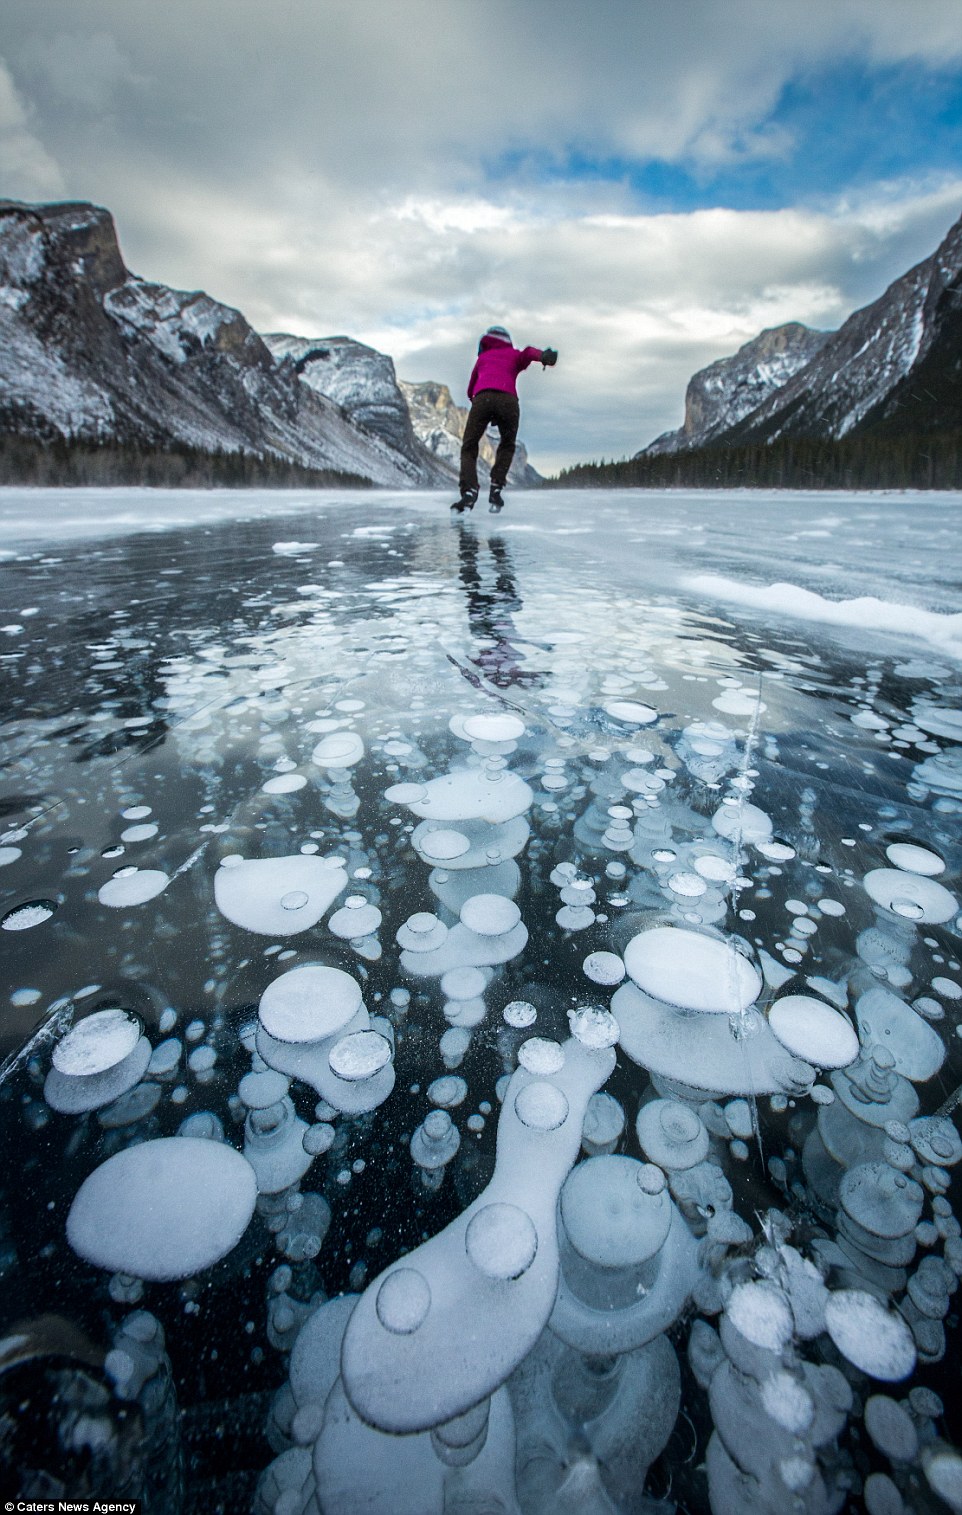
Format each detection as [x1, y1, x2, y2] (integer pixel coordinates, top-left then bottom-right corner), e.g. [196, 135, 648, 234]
[3, 1, 962, 472]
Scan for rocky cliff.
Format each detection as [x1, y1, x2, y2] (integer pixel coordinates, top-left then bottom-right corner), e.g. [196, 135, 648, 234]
[263, 334, 451, 483]
[399, 379, 542, 486]
[711, 211, 962, 447]
[643, 323, 831, 454]
[0, 199, 443, 485]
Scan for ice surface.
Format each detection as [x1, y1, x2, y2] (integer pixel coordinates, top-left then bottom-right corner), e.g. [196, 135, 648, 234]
[3, 485, 962, 1508]
[67, 1136, 257, 1280]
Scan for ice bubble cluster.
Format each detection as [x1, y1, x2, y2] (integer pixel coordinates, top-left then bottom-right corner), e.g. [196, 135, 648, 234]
[8, 573, 962, 1515]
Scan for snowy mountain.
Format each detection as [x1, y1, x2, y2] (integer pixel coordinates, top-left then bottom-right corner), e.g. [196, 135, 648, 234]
[705, 210, 962, 448]
[636, 209, 962, 460]
[643, 323, 830, 455]
[0, 199, 443, 485]
[399, 379, 542, 486]
[263, 334, 451, 482]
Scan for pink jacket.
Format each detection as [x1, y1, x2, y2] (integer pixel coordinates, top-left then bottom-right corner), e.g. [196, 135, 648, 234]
[467, 334, 544, 400]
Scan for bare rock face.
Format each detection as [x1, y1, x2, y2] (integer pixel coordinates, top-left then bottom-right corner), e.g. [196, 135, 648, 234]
[263, 334, 451, 483]
[642, 208, 962, 456]
[399, 378, 542, 486]
[717, 213, 962, 445]
[0, 198, 445, 484]
[643, 324, 830, 455]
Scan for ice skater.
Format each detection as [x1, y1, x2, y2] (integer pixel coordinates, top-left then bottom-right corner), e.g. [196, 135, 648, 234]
[451, 326, 557, 514]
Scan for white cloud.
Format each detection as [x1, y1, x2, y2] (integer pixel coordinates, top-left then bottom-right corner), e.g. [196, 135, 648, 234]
[0, 56, 63, 197]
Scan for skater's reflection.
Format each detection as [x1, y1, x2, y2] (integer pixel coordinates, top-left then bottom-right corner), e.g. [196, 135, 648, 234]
[456, 530, 542, 690]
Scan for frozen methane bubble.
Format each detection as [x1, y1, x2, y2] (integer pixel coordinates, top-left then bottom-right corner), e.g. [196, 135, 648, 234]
[427, 1075, 468, 1108]
[567, 1005, 620, 1048]
[885, 843, 945, 876]
[460, 894, 521, 936]
[561, 1155, 671, 1269]
[864, 1395, 919, 1462]
[410, 1109, 460, 1171]
[465, 1203, 538, 1279]
[604, 700, 657, 725]
[98, 870, 170, 908]
[329, 1031, 392, 1081]
[635, 1100, 709, 1170]
[623, 926, 761, 1013]
[767, 995, 860, 1069]
[45, 1017, 151, 1116]
[376, 1269, 432, 1334]
[416, 829, 471, 861]
[712, 687, 766, 716]
[823, 1290, 917, 1381]
[328, 900, 382, 939]
[390, 769, 533, 825]
[52, 1008, 141, 1076]
[339, 1034, 615, 1433]
[583, 951, 626, 986]
[262, 773, 307, 794]
[462, 712, 525, 742]
[311, 731, 364, 768]
[238, 1070, 290, 1109]
[726, 1281, 794, 1353]
[862, 869, 958, 924]
[581, 1092, 625, 1155]
[711, 802, 773, 845]
[856, 985, 946, 1082]
[259, 965, 362, 1043]
[909, 1116, 962, 1167]
[441, 966, 487, 1001]
[502, 1001, 537, 1028]
[517, 1038, 565, 1075]
[214, 855, 347, 936]
[396, 912, 448, 952]
[923, 1445, 962, 1511]
[67, 1137, 257, 1281]
[514, 1081, 570, 1131]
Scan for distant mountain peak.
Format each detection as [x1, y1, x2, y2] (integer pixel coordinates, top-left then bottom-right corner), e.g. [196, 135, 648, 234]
[642, 322, 831, 455]
[643, 207, 962, 457]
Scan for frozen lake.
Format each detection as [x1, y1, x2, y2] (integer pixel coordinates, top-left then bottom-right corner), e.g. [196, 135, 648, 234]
[0, 485, 961, 1513]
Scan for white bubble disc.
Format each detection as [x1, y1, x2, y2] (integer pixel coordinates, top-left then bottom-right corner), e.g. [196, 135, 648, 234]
[465, 1202, 538, 1279]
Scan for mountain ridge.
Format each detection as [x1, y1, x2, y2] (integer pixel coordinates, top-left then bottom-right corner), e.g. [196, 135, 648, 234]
[0, 198, 539, 489]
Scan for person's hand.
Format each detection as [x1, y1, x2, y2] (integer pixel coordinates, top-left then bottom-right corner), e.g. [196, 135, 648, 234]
[541, 347, 558, 366]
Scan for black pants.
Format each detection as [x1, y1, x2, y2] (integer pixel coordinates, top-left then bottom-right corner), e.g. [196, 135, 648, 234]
[459, 389, 520, 493]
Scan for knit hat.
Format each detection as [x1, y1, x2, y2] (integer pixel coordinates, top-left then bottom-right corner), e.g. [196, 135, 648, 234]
[481, 325, 512, 346]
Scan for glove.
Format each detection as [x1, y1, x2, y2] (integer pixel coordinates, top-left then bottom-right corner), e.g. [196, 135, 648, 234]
[541, 347, 558, 366]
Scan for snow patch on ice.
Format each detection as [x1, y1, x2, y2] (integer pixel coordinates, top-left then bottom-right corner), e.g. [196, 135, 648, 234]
[685, 575, 962, 660]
